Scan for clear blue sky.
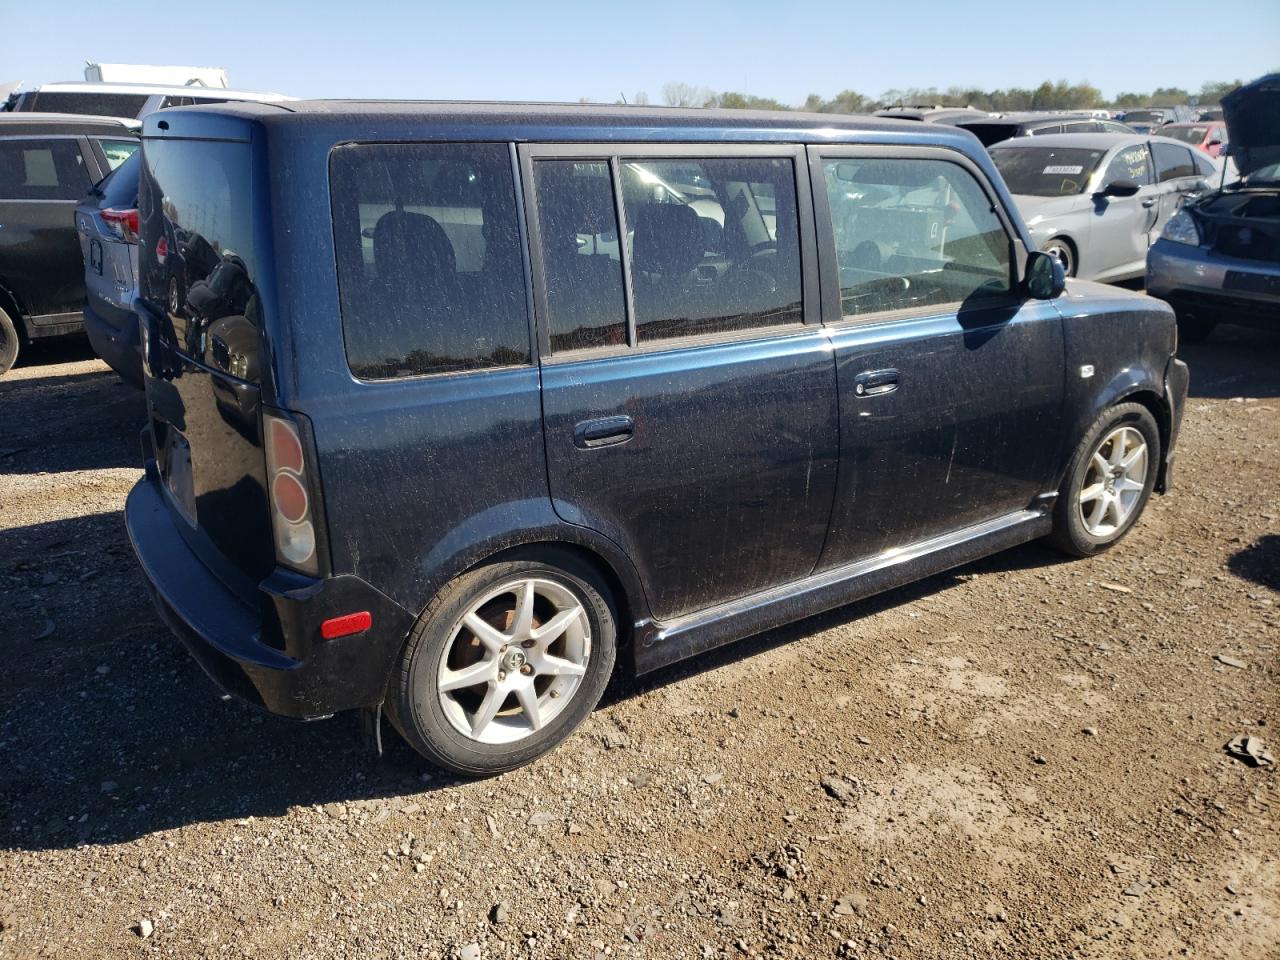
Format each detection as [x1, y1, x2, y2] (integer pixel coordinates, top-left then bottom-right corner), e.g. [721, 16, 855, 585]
[5, 0, 1278, 104]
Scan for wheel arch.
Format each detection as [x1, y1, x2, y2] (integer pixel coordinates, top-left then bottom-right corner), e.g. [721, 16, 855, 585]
[0, 279, 30, 339]
[1112, 387, 1173, 493]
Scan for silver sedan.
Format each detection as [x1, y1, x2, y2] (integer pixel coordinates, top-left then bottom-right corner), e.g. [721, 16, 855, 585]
[990, 133, 1218, 282]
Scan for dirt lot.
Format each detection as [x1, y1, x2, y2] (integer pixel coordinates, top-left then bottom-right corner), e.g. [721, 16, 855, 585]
[0, 329, 1276, 960]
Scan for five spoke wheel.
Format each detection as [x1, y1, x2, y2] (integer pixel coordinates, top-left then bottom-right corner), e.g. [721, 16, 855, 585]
[1077, 425, 1148, 537]
[436, 577, 591, 745]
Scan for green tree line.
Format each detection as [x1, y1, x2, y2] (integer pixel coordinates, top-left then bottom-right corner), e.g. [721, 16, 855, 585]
[603, 78, 1256, 113]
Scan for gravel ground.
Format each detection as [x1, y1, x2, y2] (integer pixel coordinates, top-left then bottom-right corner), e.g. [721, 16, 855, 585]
[0, 330, 1276, 960]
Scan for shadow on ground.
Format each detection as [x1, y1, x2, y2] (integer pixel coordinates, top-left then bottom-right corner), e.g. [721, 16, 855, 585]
[1227, 534, 1279, 592]
[1180, 325, 1280, 399]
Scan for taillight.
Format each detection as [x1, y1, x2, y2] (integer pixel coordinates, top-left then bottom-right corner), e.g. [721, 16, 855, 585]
[155, 234, 169, 264]
[101, 207, 140, 244]
[264, 412, 320, 575]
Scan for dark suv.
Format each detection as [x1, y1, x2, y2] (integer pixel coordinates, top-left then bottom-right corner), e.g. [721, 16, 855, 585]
[0, 113, 139, 373]
[127, 102, 1189, 775]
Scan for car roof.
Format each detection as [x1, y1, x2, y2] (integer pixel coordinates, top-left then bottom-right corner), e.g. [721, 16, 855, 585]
[19, 81, 292, 101]
[0, 113, 142, 135]
[160, 98, 986, 145]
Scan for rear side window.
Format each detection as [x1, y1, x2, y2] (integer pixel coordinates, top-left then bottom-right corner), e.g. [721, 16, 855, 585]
[620, 158, 801, 341]
[1192, 151, 1216, 177]
[1031, 124, 1063, 135]
[1152, 142, 1195, 182]
[821, 157, 1011, 319]
[330, 143, 530, 380]
[98, 150, 140, 206]
[0, 138, 90, 200]
[26, 92, 150, 118]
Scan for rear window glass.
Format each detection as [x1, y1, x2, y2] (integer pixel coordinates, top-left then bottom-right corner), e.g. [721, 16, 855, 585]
[98, 138, 139, 171]
[97, 150, 140, 206]
[991, 146, 1106, 196]
[0, 138, 90, 200]
[1164, 126, 1208, 145]
[620, 157, 802, 342]
[26, 92, 150, 118]
[330, 142, 530, 379]
[139, 138, 264, 381]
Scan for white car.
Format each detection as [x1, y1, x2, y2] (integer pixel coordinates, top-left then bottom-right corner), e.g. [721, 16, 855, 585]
[4, 81, 291, 119]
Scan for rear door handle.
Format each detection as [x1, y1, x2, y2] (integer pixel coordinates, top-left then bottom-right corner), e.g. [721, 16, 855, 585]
[853, 368, 899, 397]
[574, 414, 635, 449]
[1142, 198, 1158, 208]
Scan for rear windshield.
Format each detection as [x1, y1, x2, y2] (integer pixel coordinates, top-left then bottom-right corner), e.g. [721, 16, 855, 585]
[958, 123, 1020, 147]
[1163, 126, 1208, 145]
[991, 146, 1106, 196]
[330, 142, 530, 380]
[96, 150, 140, 205]
[139, 137, 264, 381]
[24, 92, 150, 118]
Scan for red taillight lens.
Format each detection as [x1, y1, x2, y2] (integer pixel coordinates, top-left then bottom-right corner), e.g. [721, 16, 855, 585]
[155, 234, 169, 264]
[263, 413, 319, 575]
[271, 472, 309, 524]
[102, 207, 140, 244]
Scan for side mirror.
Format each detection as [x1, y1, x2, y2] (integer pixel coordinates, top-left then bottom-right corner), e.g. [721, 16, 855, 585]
[1095, 179, 1140, 198]
[1026, 250, 1066, 300]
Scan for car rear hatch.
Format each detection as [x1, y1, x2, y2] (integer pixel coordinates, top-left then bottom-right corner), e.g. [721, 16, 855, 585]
[76, 151, 141, 329]
[136, 112, 291, 602]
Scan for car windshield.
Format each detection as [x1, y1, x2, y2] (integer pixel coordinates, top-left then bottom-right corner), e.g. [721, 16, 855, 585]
[1164, 126, 1208, 145]
[1124, 111, 1165, 124]
[1238, 161, 1280, 186]
[991, 146, 1106, 197]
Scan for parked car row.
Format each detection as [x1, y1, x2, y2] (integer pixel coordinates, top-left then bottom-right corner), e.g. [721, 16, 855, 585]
[0, 81, 287, 373]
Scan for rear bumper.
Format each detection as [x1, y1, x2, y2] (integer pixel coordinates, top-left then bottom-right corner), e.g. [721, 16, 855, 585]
[125, 474, 414, 719]
[83, 300, 143, 386]
[1147, 239, 1280, 327]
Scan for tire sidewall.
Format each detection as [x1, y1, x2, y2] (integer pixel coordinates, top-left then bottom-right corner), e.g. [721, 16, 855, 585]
[0, 308, 19, 375]
[394, 555, 617, 775]
[1057, 403, 1161, 556]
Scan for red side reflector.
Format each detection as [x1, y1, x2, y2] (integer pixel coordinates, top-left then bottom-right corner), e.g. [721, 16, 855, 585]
[321, 611, 372, 640]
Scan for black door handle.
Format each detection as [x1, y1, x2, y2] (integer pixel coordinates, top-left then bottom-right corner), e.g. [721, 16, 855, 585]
[853, 368, 899, 397]
[574, 415, 635, 449]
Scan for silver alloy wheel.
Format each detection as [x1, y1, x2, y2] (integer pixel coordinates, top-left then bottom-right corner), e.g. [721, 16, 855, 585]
[1044, 240, 1074, 277]
[436, 577, 591, 745]
[1078, 425, 1148, 537]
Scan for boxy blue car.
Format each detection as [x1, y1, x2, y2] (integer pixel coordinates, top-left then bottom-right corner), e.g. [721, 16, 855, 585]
[126, 101, 1189, 774]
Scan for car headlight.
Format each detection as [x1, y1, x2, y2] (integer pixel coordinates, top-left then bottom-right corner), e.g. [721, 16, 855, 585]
[1161, 209, 1201, 246]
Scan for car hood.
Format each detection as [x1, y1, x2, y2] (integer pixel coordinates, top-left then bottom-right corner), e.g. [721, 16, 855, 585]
[1222, 73, 1280, 177]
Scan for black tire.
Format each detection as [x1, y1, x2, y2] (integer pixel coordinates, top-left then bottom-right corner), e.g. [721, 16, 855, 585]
[1042, 237, 1077, 278]
[1048, 402, 1161, 558]
[386, 550, 617, 775]
[1176, 312, 1217, 344]
[0, 306, 19, 375]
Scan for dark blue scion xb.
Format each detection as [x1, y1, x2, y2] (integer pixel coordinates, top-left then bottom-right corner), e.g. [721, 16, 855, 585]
[126, 101, 1189, 774]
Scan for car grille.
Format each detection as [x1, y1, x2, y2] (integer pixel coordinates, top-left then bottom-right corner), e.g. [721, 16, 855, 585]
[1212, 224, 1280, 264]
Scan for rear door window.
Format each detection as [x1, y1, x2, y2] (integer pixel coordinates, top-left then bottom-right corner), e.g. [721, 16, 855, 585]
[0, 138, 91, 200]
[330, 142, 530, 379]
[820, 157, 1012, 319]
[1103, 144, 1154, 186]
[619, 157, 802, 342]
[97, 138, 139, 171]
[1152, 142, 1195, 182]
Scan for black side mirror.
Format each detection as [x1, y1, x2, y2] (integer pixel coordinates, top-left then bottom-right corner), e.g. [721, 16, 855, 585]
[1026, 250, 1066, 300]
[1095, 179, 1140, 198]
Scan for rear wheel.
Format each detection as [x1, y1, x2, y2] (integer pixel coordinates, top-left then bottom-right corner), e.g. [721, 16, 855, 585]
[1048, 402, 1161, 557]
[1042, 238, 1077, 278]
[387, 551, 617, 775]
[0, 307, 19, 375]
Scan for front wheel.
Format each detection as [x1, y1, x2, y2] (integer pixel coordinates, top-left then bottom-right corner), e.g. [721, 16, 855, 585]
[1042, 238, 1077, 278]
[387, 551, 617, 775]
[1048, 402, 1161, 557]
[0, 306, 19, 375]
